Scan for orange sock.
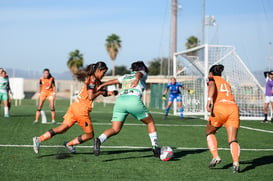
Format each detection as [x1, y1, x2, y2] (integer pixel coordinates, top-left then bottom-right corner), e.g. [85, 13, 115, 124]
[39, 129, 56, 142]
[51, 111, 55, 121]
[207, 134, 218, 158]
[67, 136, 81, 146]
[230, 142, 240, 164]
[35, 110, 40, 121]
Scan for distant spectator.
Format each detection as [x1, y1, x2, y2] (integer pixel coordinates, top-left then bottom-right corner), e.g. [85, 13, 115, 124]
[263, 71, 273, 123]
[0, 70, 9, 117]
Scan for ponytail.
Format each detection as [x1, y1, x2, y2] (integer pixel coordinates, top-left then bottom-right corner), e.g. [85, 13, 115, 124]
[75, 61, 108, 81]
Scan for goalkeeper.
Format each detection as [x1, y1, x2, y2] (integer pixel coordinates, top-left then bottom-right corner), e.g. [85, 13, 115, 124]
[162, 77, 194, 119]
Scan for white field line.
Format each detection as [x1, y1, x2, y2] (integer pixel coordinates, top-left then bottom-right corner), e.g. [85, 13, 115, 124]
[240, 126, 273, 134]
[1, 144, 273, 151]
[42, 122, 273, 134]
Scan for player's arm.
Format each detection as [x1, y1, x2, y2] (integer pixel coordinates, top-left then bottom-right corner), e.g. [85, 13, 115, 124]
[182, 85, 190, 92]
[52, 78, 56, 95]
[264, 71, 270, 78]
[39, 79, 42, 93]
[131, 71, 143, 87]
[182, 85, 194, 94]
[6, 78, 11, 94]
[88, 79, 119, 100]
[97, 79, 119, 91]
[207, 78, 216, 112]
[162, 86, 169, 100]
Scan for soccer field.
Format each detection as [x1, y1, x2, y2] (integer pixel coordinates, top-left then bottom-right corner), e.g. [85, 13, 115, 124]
[0, 100, 273, 181]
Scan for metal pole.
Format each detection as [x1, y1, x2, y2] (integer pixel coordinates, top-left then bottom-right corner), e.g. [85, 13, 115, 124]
[202, 0, 206, 44]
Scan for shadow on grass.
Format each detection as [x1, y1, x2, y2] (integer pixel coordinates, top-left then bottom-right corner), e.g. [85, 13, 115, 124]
[238, 155, 273, 173]
[211, 155, 273, 172]
[101, 148, 154, 162]
[172, 149, 207, 161]
[37, 147, 73, 160]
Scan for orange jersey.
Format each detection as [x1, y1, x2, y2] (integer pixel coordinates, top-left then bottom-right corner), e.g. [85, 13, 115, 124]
[208, 76, 239, 128]
[208, 76, 235, 105]
[74, 75, 100, 111]
[40, 77, 55, 92]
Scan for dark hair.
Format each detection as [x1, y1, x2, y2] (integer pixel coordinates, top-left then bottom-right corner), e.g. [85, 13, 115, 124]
[75, 61, 108, 81]
[209, 64, 224, 76]
[130, 61, 149, 73]
[43, 68, 52, 79]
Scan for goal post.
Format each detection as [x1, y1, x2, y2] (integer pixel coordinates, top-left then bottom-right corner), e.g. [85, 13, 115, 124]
[173, 44, 265, 120]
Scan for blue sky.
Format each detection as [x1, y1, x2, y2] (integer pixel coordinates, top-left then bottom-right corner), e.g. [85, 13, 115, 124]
[0, 0, 272, 75]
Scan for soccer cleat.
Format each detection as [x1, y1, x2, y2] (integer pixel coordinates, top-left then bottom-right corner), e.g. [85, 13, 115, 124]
[51, 120, 56, 124]
[262, 119, 268, 123]
[208, 156, 222, 168]
[94, 138, 101, 156]
[152, 146, 160, 157]
[64, 141, 76, 154]
[4, 114, 9, 118]
[271, 118, 273, 123]
[33, 120, 38, 124]
[33, 137, 40, 154]
[164, 115, 168, 120]
[232, 163, 240, 173]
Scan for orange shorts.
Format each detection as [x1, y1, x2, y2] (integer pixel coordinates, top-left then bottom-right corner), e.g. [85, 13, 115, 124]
[208, 103, 240, 128]
[40, 91, 54, 101]
[63, 102, 93, 134]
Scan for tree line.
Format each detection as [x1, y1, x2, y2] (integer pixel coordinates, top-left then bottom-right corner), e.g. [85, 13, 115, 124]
[67, 34, 199, 77]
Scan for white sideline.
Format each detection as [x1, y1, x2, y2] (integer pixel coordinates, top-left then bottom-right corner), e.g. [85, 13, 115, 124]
[240, 126, 273, 134]
[1, 144, 273, 151]
[42, 122, 273, 134]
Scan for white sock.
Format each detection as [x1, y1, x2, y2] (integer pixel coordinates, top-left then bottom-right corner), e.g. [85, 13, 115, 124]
[149, 132, 158, 147]
[4, 107, 8, 115]
[98, 133, 107, 144]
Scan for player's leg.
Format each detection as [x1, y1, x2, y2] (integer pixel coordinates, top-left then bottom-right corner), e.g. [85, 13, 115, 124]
[48, 95, 56, 123]
[34, 95, 46, 123]
[128, 96, 160, 157]
[225, 105, 240, 173]
[7, 93, 11, 112]
[264, 97, 270, 122]
[164, 95, 174, 119]
[141, 114, 160, 157]
[270, 97, 273, 123]
[226, 126, 240, 173]
[94, 121, 124, 156]
[3, 100, 9, 117]
[176, 95, 183, 119]
[65, 113, 94, 153]
[206, 121, 221, 168]
[33, 123, 70, 154]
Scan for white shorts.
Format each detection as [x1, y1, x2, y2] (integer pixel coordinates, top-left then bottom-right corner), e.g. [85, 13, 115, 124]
[265, 96, 273, 103]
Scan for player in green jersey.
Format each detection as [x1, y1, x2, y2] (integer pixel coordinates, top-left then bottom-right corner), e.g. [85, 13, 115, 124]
[93, 61, 160, 157]
[0, 70, 9, 117]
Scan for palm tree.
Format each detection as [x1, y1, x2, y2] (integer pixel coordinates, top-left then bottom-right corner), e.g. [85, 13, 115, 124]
[105, 34, 122, 76]
[185, 36, 199, 56]
[67, 49, 84, 75]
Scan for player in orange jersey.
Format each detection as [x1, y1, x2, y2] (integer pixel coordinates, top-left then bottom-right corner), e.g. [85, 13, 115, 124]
[33, 62, 117, 154]
[206, 64, 240, 173]
[34, 68, 56, 123]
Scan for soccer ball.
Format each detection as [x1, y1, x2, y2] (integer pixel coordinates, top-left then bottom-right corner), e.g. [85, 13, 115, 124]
[160, 146, 173, 161]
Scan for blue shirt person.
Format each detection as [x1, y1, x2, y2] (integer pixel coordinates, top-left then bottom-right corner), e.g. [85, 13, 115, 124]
[162, 77, 193, 119]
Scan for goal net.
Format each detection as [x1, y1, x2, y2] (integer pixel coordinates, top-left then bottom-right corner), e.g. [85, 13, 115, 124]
[173, 44, 265, 120]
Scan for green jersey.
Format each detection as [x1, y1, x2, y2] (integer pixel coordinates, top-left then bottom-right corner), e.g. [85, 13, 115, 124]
[118, 71, 147, 98]
[0, 77, 8, 93]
